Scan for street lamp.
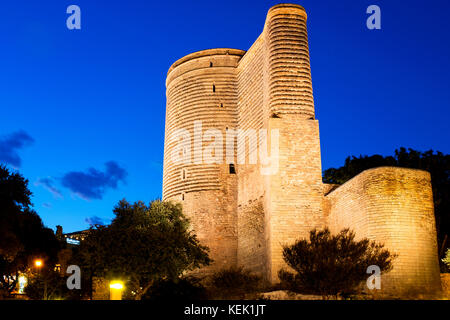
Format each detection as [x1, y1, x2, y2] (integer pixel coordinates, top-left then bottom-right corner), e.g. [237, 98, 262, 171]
[109, 281, 124, 300]
[34, 259, 43, 268]
[33, 259, 47, 299]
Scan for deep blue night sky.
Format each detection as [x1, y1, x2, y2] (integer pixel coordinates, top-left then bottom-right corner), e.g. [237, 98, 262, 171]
[1, 0, 449, 232]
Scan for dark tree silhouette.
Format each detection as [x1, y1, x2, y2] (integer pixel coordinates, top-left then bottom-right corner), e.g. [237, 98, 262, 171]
[278, 228, 395, 298]
[0, 165, 60, 296]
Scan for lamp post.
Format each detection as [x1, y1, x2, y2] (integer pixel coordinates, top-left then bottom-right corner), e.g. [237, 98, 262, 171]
[34, 259, 47, 300]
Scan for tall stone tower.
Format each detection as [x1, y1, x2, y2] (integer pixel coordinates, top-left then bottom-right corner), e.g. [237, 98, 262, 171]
[162, 3, 442, 296]
[164, 48, 245, 273]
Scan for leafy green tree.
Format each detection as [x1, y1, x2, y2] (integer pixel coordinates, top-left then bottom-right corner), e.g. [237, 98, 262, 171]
[0, 165, 60, 296]
[278, 228, 395, 298]
[75, 199, 210, 300]
[25, 269, 67, 300]
[443, 249, 450, 269]
[323, 148, 450, 265]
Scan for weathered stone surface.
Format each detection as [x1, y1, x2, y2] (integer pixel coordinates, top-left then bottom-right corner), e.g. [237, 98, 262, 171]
[325, 167, 442, 295]
[441, 274, 450, 298]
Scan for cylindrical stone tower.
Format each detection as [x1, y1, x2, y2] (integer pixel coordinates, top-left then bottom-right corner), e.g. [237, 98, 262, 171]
[163, 49, 245, 273]
[266, 4, 315, 117]
[263, 3, 325, 283]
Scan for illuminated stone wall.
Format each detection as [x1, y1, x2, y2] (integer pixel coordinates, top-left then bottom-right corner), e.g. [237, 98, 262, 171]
[325, 167, 442, 295]
[164, 49, 243, 274]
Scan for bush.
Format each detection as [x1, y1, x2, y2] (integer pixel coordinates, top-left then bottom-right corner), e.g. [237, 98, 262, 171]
[278, 228, 395, 299]
[443, 249, 450, 269]
[209, 267, 262, 299]
[25, 270, 68, 300]
[142, 277, 207, 300]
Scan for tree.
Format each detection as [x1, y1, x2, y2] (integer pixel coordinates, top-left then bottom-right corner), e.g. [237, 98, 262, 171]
[75, 199, 210, 300]
[278, 228, 395, 298]
[0, 165, 60, 296]
[25, 269, 67, 300]
[443, 249, 450, 269]
[323, 148, 450, 266]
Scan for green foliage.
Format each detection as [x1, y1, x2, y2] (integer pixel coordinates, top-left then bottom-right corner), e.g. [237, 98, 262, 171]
[323, 148, 450, 265]
[74, 199, 210, 299]
[443, 249, 450, 268]
[25, 270, 66, 300]
[0, 165, 60, 296]
[25, 268, 89, 300]
[209, 267, 262, 299]
[278, 228, 395, 298]
[142, 277, 208, 300]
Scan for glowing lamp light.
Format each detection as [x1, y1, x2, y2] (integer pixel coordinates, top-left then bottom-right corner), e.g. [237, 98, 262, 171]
[109, 281, 124, 300]
[109, 282, 124, 290]
[34, 259, 43, 268]
[18, 275, 27, 294]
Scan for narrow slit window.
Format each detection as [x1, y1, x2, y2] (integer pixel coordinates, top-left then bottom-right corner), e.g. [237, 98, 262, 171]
[181, 169, 186, 180]
[181, 193, 185, 201]
[229, 164, 236, 174]
[210, 62, 213, 67]
[212, 84, 216, 93]
[220, 103, 223, 108]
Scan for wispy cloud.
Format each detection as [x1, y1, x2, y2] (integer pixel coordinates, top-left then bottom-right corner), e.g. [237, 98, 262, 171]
[36, 177, 63, 198]
[61, 161, 127, 200]
[85, 216, 109, 226]
[42, 202, 52, 209]
[0, 130, 34, 167]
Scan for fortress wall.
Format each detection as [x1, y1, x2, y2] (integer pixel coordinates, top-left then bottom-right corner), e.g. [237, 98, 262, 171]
[267, 115, 325, 283]
[326, 167, 442, 295]
[235, 34, 269, 276]
[163, 50, 244, 272]
[323, 179, 370, 237]
[236, 35, 267, 133]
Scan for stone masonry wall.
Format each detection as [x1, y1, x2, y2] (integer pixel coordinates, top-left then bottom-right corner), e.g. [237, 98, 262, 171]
[163, 49, 243, 273]
[325, 167, 442, 295]
[235, 30, 269, 277]
[266, 115, 324, 283]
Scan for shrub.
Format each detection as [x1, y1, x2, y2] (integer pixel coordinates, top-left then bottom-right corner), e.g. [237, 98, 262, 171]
[25, 270, 68, 300]
[142, 277, 207, 300]
[278, 228, 395, 299]
[443, 249, 450, 269]
[209, 267, 262, 299]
